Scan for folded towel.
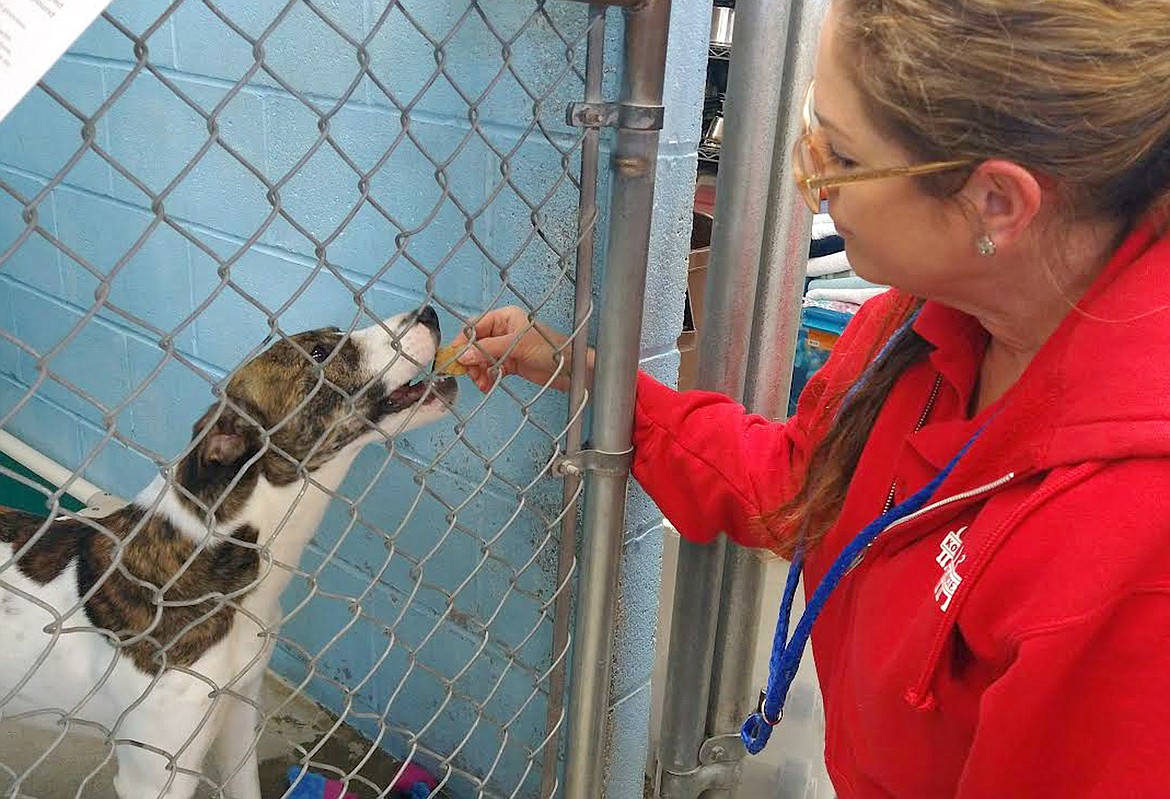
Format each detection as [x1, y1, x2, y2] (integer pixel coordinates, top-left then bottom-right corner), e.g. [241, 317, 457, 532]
[810, 233, 844, 259]
[804, 297, 865, 315]
[811, 213, 838, 241]
[806, 249, 852, 278]
[804, 286, 889, 305]
[807, 275, 884, 292]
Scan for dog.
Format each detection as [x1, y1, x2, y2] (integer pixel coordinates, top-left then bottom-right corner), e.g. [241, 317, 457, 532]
[0, 307, 456, 799]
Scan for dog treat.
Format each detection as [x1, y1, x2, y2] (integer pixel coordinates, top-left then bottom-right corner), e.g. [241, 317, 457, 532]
[435, 342, 469, 376]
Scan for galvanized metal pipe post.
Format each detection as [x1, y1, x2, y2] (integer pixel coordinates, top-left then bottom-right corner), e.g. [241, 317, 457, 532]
[656, 0, 795, 796]
[701, 2, 828, 798]
[542, 6, 608, 797]
[563, 1, 672, 797]
[743, 0, 827, 418]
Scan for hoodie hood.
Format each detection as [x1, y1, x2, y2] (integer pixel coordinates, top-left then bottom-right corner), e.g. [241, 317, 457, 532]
[1027, 220, 1170, 465]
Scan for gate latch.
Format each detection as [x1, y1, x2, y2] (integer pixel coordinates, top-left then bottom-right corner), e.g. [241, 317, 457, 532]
[567, 101, 665, 131]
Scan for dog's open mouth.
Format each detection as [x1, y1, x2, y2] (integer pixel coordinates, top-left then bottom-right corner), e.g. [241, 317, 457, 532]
[381, 374, 457, 414]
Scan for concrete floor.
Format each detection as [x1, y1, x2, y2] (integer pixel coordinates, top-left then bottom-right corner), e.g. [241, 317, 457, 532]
[0, 674, 414, 799]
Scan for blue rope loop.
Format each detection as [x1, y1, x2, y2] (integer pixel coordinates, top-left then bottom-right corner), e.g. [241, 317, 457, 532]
[741, 712, 773, 754]
[740, 688, 785, 753]
[741, 421, 988, 756]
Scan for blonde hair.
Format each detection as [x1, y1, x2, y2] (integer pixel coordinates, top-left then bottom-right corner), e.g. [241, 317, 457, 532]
[840, 0, 1170, 228]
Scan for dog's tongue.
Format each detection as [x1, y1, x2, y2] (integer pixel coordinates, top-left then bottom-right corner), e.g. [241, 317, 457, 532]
[387, 380, 427, 409]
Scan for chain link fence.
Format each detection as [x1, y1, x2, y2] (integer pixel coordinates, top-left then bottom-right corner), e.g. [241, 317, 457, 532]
[0, 1, 633, 796]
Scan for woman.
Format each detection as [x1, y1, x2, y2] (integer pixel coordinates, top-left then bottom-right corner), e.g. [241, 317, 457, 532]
[452, 0, 1170, 795]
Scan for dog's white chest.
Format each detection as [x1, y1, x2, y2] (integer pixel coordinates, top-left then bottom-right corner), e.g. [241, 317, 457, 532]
[0, 551, 156, 728]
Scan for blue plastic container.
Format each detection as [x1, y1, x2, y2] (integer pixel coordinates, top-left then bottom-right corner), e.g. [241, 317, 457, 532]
[787, 305, 853, 417]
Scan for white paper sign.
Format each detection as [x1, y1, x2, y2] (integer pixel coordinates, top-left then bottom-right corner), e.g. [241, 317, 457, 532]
[0, 0, 114, 122]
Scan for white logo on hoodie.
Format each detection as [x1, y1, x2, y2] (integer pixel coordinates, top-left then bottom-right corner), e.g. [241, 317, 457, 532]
[934, 526, 968, 612]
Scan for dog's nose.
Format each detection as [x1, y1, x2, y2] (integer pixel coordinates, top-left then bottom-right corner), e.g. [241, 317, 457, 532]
[416, 305, 439, 332]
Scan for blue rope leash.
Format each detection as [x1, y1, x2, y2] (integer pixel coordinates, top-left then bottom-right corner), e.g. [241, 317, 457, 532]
[741, 423, 985, 754]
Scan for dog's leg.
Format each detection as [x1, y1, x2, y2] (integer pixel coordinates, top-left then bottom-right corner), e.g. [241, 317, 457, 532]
[108, 667, 228, 799]
[211, 683, 263, 799]
[112, 721, 217, 799]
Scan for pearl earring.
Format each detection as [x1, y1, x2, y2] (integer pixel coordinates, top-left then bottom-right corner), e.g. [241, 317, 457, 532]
[976, 235, 997, 257]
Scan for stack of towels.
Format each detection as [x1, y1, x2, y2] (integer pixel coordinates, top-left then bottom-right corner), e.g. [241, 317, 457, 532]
[803, 213, 888, 312]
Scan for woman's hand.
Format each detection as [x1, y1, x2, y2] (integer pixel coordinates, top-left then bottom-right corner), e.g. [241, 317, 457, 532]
[449, 306, 594, 393]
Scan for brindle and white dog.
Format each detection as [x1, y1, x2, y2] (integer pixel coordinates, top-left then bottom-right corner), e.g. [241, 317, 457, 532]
[0, 307, 456, 799]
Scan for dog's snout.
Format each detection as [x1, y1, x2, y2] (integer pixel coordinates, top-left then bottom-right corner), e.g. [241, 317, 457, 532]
[416, 305, 439, 332]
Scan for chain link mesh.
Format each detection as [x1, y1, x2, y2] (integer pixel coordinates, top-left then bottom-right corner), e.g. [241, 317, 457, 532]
[0, 1, 606, 796]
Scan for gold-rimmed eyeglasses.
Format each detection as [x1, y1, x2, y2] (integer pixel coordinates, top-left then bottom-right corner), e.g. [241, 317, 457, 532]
[791, 81, 974, 213]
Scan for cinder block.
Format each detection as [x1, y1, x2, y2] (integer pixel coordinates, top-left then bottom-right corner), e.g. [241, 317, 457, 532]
[660, 0, 715, 151]
[172, 0, 366, 100]
[53, 186, 198, 350]
[0, 60, 111, 194]
[71, 0, 177, 67]
[0, 375, 81, 471]
[75, 416, 157, 499]
[160, 81, 270, 241]
[9, 284, 129, 423]
[0, 277, 19, 380]
[639, 154, 695, 353]
[606, 682, 653, 799]
[484, 136, 581, 301]
[123, 334, 215, 467]
[263, 100, 491, 307]
[0, 169, 64, 297]
[363, 3, 470, 116]
[101, 67, 220, 202]
[189, 234, 359, 369]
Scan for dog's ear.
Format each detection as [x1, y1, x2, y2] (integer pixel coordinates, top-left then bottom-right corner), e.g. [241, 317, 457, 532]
[191, 404, 260, 466]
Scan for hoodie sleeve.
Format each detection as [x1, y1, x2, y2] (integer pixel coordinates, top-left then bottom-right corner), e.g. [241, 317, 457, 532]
[629, 292, 906, 551]
[630, 372, 813, 550]
[955, 589, 1170, 796]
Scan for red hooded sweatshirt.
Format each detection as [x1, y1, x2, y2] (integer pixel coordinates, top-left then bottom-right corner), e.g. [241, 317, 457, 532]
[632, 220, 1170, 797]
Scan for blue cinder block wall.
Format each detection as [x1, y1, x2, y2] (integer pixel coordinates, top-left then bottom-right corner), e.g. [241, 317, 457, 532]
[0, 0, 706, 795]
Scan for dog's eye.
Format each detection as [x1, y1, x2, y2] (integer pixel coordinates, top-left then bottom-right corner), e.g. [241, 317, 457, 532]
[310, 344, 332, 363]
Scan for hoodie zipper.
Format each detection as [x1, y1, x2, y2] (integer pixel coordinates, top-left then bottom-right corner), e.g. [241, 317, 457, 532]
[882, 471, 1016, 534]
[851, 374, 944, 573]
[850, 469, 1016, 575]
[882, 374, 944, 515]
[853, 374, 1017, 572]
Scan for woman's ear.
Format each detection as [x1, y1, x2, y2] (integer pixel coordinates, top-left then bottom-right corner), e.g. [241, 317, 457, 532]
[958, 159, 1044, 250]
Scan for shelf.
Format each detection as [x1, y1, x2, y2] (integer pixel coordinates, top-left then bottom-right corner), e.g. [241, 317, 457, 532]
[698, 143, 721, 164]
[708, 41, 732, 60]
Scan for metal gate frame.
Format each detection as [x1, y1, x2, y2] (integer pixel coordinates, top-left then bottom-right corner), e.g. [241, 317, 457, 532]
[559, 2, 672, 798]
[652, 1, 829, 797]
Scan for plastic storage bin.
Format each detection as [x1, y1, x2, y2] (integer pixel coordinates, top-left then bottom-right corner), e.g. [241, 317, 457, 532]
[787, 304, 853, 417]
